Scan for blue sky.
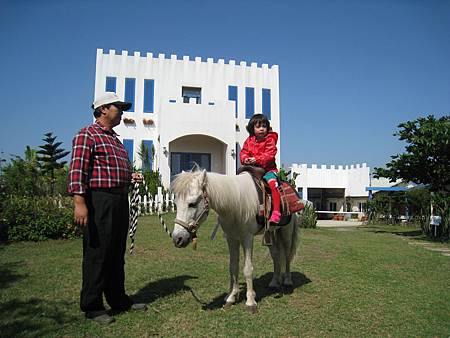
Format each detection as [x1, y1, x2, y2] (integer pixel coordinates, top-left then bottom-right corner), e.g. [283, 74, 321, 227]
[0, 0, 449, 170]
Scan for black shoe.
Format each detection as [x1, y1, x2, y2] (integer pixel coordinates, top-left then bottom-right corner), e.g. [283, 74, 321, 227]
[130, 303, 147, 311]
[85, 310, 115, 324]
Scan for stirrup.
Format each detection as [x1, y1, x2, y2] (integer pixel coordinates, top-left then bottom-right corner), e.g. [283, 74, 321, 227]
[262, 231, 273, 246]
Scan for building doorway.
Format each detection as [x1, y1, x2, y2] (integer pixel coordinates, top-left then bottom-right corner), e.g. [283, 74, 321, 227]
[169, 134, 226, 181]
[170, 152, 211, 179]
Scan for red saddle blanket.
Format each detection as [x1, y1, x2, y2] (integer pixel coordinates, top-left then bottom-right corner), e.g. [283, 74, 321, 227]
[237, 165, 305, 218]
[279, 181, 305, 215]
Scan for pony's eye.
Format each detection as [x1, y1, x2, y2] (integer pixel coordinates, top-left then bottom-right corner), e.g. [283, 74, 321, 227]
[188, 202, 198, 208]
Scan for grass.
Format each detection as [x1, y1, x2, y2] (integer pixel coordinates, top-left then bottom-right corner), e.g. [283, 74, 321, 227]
[1, 214, 449, 337]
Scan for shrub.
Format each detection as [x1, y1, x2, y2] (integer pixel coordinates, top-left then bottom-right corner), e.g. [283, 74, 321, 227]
[141, 170, 162, 196]
[1, 195, 78, 242]
[367, 191, 408, 225]
[425, 192, 450, 240]
[405, 188, 431, 229]
[297, 204, 317, 228]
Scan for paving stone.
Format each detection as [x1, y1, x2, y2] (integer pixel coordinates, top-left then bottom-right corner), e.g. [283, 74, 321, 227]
[424, 247, 450, 253]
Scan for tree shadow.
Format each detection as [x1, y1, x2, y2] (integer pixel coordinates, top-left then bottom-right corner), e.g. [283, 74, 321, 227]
[0, 298, 78, 337]
[367, 228, 429, 241]
[132, 275, 198, 304]
[202, 271, 311, 310]
[0, 261, 27, 290]
[392, 230, 424, 237]
[371, 229, 423, 237]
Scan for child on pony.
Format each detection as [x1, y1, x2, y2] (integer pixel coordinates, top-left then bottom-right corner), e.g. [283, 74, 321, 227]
[240, 114, 281, 224]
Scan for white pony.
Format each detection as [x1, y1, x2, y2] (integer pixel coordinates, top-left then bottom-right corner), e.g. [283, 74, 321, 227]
[171, 169, 300, 312]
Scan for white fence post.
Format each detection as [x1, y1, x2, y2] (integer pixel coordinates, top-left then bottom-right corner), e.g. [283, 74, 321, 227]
[131, 186, 174, 216]
[148, 195, 154, 215]
[137, 195, 142, 215]
[157, 187, 163, 213]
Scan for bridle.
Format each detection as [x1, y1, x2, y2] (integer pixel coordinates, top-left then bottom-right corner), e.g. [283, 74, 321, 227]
[174, 189, 210, 241]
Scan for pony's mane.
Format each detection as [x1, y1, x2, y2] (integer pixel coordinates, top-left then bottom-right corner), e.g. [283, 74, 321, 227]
[171, 171, 201, 199]
[171, 170, 259, 224]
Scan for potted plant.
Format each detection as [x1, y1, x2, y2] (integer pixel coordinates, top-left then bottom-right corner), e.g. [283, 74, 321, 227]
[123, 117, 135, 124]
[143, 118, 154, 126]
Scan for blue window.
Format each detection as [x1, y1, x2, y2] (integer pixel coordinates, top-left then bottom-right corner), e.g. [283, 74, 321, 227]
[228, 86, 238, 118]
[262, 88, 271, 120]
[297, 187, 303, 199]
[124, 78, 135, 112]
[245, 87, 254, 119]
[142, 140, 153, 171]
[123, 139, 134, 163]
[144, 79, 154, 113]
[182, 86, 201, 104]
[105, 77, 116, 92]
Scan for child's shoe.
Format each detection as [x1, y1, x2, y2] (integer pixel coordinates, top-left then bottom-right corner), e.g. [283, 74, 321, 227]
[269, 211, 281, 224]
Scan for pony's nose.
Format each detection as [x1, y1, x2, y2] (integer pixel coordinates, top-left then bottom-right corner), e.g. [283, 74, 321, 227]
[173, 234, 189, 248]
[176, 237, 184, 247]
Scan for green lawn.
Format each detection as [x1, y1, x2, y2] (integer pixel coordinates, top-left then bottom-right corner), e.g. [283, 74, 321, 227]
[1, 215, 449, 337]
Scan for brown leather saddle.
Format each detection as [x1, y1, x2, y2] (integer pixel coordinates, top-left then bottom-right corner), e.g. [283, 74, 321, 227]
[237, 165, 305, 229]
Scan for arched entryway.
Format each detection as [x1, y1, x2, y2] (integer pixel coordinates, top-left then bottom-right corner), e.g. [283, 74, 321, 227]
[169, 134, 227, 180]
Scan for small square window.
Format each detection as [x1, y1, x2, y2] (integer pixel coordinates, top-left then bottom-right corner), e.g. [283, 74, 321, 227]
[182, 86, 201, 104]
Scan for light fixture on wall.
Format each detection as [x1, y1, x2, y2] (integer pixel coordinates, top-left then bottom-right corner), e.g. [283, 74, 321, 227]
[230, 149, 236, 159]
[163, 146, 168, 156]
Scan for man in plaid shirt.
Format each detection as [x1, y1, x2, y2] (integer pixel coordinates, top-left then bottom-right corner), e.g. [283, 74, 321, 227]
[68, 92, 146, 324]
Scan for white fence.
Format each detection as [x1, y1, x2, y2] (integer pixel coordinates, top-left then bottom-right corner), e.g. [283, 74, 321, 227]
[131, 187, 175, 215]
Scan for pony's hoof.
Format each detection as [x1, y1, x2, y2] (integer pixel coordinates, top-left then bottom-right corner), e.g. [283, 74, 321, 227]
[246, 305, 258, 314]
[223, 302, 234, 309]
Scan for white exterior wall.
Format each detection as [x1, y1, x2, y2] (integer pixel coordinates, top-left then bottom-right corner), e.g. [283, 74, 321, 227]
[94, 49, 280, 187]
[291, 163, 370, 200]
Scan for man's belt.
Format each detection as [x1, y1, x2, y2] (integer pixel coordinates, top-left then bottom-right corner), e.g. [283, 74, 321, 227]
[91, 186, 128, 194]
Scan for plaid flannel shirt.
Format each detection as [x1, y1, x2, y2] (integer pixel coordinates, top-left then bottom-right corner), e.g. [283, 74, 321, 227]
[68, 121, 131, 195]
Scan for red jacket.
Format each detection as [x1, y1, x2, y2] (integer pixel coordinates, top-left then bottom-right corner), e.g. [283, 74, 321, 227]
[240, 131, 278, 172]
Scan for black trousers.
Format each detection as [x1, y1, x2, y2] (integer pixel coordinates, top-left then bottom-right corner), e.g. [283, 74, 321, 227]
[80, 190, 133, 312]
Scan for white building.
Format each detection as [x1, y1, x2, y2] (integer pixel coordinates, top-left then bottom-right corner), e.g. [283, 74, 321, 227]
[94, 49, 280, 187]
[290, 163, 370, 213]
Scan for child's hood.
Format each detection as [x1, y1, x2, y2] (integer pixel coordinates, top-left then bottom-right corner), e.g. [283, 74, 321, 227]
[266, 131, 278, 143]
[253, 131, 278, 143]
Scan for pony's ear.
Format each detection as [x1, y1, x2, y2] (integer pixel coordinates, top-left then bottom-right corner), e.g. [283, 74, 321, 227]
[190, 163, 200, 172]
[199, 169, 207, 188]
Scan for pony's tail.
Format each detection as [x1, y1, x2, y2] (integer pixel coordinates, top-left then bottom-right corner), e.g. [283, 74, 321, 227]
[287, 213, 300, 264]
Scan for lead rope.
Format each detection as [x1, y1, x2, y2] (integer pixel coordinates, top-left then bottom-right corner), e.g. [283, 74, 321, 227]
[129, 181, 140, 254]
[129, 177, 173, 254]
[158, 211, 172, 238]
[129, 178, 203, 252]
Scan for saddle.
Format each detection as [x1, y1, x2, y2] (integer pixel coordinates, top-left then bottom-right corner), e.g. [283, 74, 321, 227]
[237, 166, 305, 230]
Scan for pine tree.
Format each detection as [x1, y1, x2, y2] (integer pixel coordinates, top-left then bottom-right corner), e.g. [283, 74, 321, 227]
[37, 132, 70, 194]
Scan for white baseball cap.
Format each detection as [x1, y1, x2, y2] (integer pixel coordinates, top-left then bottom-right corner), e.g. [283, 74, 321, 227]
[92, 92, 132, 111]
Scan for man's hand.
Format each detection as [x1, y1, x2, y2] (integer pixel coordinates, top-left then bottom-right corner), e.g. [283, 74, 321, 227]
[244, 157, 256, 165]
[131, 172, 144, 184]
[73, 194, 88, 228]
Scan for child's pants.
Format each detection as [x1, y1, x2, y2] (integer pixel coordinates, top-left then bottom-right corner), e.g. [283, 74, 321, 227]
[263, 171, 281, 216]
